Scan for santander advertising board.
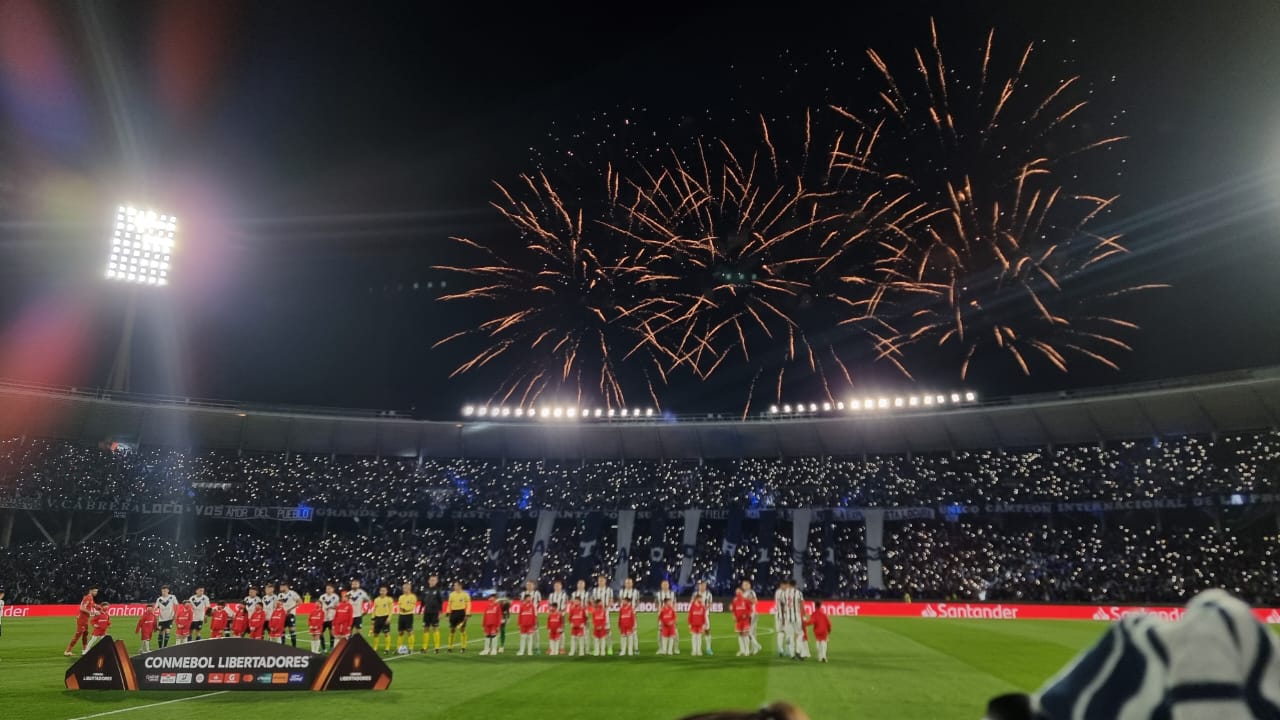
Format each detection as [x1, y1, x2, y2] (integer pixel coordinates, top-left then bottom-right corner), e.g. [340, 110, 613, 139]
[8, 601, 1279, 624]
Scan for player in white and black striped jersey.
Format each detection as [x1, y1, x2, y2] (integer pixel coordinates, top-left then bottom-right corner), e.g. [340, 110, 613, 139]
[618, 577, 639, 607]
[522, 580, 543, 652]
[775, 578, 806, 659]
[589, 575, 614, 655]
[740, 580, 761, 654]
[691, 581, 714, 655]
[261, 582, 278, 618]
[570, 579, 590, 606]
[653, 579, 677, 654]
[772, 582, 787, 655]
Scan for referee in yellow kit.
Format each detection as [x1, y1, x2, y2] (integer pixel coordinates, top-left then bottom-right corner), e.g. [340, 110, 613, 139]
[446, 581, 471, 653]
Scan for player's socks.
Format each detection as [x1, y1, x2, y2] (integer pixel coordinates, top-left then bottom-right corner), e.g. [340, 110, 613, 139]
[432, 629, 441, 650]
[461, 629, 468, 651]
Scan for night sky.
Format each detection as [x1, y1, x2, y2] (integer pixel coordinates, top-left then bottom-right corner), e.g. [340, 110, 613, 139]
[0, 0, 1277, 417]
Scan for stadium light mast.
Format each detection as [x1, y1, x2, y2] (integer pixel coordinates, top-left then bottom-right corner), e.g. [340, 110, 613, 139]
[104, 204, 176, 392]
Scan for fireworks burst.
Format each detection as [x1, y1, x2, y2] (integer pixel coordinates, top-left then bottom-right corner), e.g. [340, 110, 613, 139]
[605, 113, 918, 410]
[434, 171, 662, 409]
[833, 21, 1165, 379]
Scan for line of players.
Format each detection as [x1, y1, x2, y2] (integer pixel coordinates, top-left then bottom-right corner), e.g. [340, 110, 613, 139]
[64, 575, 833, 663]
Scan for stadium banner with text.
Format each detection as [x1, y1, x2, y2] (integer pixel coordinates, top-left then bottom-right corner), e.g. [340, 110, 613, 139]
[18, 601, 1280, 625]
[65, 634, 391, 691]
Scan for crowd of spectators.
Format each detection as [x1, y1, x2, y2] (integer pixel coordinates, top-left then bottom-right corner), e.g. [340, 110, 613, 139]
[1, 431, 1276, 605]
[2, 431, 1277, 510]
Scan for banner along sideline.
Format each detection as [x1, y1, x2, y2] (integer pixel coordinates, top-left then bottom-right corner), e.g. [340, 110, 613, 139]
[15, 600, 1280, 624]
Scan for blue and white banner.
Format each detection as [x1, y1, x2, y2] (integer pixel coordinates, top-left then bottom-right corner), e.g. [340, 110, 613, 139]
[572, 511, 605, 580]
[612, 510, 636, 588]
[677, 509, 701, 588]
[647, 512, 669, 587]
[756, 510, 777, 583]
[526, 510, 557, 581]
[483, 510, 509, 587]
[791, 508, 812, 591]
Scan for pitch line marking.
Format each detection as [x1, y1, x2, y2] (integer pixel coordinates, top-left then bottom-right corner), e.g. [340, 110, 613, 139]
[65, 691, 229, 720]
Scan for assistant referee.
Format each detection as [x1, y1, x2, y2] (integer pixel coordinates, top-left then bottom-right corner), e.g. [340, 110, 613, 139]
[446, 581, 471, 653]
[420, 574, 446, 654]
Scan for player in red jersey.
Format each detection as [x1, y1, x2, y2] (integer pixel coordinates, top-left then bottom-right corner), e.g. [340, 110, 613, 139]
[231, 605, 249, 638]
[589, 599, 608, 657]
[248, 603, 267, 640]
[687, 596, 708, 656]
[268, 602, 287, 642]
[308, 602, 326, 653]
[567, 598, 587, 657]
[174, 601, 193, 645]
[731, 589, 753, 656]
[83, 603, 112, 654]
[208, 603, 227, 639]
[64, 585, 99, 656]
[658, 599, 677, 655]
[617, 597, 638, 656]
[331, 593, 354, 642]
[516, 593, 538, 656]
[546, 603, 564, 656]
[135, 605, 157, 653]
[479, 597, 504, 655]
[805, 600, 831, 663]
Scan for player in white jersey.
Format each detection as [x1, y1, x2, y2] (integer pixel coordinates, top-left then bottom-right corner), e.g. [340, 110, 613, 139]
[187, 587, 211, 641]
[348, 579, 371, 636]
[570, 579, 590, 606]
[261, 582, 278, 617]
[278, 582, 303, 646]
[546, 581, 568, 654]
[590, 575, 614, 655]
[691, 581, 714, 655]
[522, 580, 543, 652]
[654, 579, 678, 654]
[776, 578, 806, 659]
[154, 586, 178, 649]
[318, 583, 340, 652]
[772, 582, 787, 656]
[617, 577, 640, 607]
[241, 586, 261, 637]
[740, 580, 761, 654]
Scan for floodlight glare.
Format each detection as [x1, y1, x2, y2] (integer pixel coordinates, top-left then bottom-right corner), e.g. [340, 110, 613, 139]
[894, 397, 905, 408]
[808, 403, 818, 412]
[836, 402, 844, 410]
[462, 405, 475, 416]
[477, 406, 488, 416]
[107, 205, 177, 287]
[553, 407, 564, 418]
[935, 394, 946, 404]
[515, 408, 524, 417]
[951, 393, 961, 403]
[923, 395, 934, 405]
[851, 400, 861, 410]
[567, 408, 576, 418]
[645, 408, 654, 417]
[877, 398, 889, 409]
[540, 407, 551, 418]
[965, 391, 977, 402]
[782, 404, 792, 413]
[909, 396, 920, 406]
[822, 402, 832, 412]
[500, 407, 510, 417]
[620, 409, 629, 417]
[769, 405, 779, 414]
[607, 409, 616, 417]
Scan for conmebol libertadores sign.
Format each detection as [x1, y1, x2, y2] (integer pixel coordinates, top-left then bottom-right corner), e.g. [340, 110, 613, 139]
[66, 635, 391, 691]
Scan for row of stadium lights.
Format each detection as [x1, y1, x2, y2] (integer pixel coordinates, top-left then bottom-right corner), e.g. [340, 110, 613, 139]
[462, 405, 657, 420]
[461, 391, 977, 421]
[769, 391, 977, 415]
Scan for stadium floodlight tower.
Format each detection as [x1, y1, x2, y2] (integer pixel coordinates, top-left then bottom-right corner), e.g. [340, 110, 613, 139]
[104, 204, 177, 392]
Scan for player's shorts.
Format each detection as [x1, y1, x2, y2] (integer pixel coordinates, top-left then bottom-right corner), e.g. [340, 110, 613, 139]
[157, 620, 173, 631]
[284, 614, 296, 628]
[372, 616, 390, 634]
[190, 621, 203, 631]
[423, 611, 440, 627]
[397, 615, 414, 633]
[323, 620, 333, 632]
[352, 615, 363, 630]
[448, 610, 467, 628]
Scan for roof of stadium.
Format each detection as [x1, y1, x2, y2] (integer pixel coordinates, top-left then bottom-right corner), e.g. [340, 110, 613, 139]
[1, 367, 1277, 460]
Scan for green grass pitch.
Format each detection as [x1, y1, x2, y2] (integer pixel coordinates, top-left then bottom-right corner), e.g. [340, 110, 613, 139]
[0, 615, 1112, 720]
